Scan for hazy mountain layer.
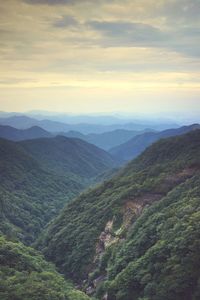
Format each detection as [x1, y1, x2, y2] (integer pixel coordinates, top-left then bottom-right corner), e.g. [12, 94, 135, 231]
[110, 123, 200, 161]
[62, 129, 152, 151]
[0, 115, 177, 134]
[0, 124, 52, 141]
[0, 123, 151, 151]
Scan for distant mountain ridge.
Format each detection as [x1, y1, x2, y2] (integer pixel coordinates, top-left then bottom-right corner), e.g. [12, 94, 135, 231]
[0, 111, 179, 128]
[0, 123, 153, 150]
[59, 129, 153, 150]
[110, 123, 200, 161]
[0, 115, 178, 134]
[0, 124, 52, 141]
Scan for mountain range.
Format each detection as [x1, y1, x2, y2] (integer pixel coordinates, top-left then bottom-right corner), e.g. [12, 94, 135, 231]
[0, 124, 150, 150]
[37, 130, 200, 299]
[0, 136, 117, 244]
[0, 115, 177, 134]
[0, 110, 179, 128]
[0, 125, 52, 141]
[110, 123, 200, 161]
[1, 117, 200, 300]
[58, 129, 153, 150]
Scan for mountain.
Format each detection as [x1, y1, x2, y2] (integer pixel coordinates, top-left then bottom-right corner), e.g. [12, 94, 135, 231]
[86, 129, 146, 150]
[0, 115, 174, 134]
[18, 111, 179, 128]
[0, 115, 39, 128]
[0, 138, 83, 244]
[60, 129, 152, 151]
[60, 130, 86, 140]
[0, 136, 116, 244]
[0, 115, 74, 132]
[110, 123, 200, 161]
[0, 235, 89, 300]
[0, 125, 52, 141]
[19, 136, 117, 180]
[37, 130, 200, 299]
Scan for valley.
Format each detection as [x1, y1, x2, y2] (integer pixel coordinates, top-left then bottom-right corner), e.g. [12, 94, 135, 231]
[0, 114, 200, 300]
[1, 0, 199, 298]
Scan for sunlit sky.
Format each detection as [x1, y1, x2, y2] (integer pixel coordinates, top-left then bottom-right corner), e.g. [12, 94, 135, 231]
[0, 0, 199, 117]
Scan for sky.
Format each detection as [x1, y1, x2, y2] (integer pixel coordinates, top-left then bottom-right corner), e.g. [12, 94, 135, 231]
[0, 0, 199, 119]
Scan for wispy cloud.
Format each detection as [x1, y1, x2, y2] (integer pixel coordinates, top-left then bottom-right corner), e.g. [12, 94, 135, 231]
[87, 20, 167, 46]
[54, 15, 79, 28]
[24, 0, 77, 5]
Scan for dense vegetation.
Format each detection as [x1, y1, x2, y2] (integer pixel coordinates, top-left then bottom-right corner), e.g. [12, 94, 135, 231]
[38, 129, 200, 298]
[1, 123, 200, 300]
[110, 123, 200, 161]
[0, 235, 90, 300]
[19, 136, 117, 180]
[104, 174, 200, 299]
[0, 136, 116, 244]
[0, 138, 83, 244]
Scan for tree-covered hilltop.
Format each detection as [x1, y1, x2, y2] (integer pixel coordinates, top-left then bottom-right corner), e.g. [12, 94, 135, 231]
[0, 136, 116, 244]
[0, 235, 90, 300]
[19, 135, 117, 180]
[37, 130, 200, 299]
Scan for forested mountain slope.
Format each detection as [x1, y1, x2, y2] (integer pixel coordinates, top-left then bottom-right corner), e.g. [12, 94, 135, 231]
[105, 174, 200, 300]
[0, 136, 116, 244]
[0, 138, 83, 244]
[19, 136, 117, 180]
[38, 130, 200, 300]
[110, 123, 200, 161]
[0, 235, 89, 300]
[0, 125, 52, 141]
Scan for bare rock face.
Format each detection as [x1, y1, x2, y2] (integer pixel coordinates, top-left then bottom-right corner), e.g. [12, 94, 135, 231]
[95, 220, 117, 261]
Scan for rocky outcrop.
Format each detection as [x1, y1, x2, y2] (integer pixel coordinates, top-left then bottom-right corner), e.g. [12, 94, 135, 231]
[84, 166, 199, 297]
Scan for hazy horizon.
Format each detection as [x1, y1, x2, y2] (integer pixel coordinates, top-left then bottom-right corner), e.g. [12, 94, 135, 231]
[0, 109, 199, 126]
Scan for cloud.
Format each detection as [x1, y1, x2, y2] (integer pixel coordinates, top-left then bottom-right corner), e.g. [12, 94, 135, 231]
[86, 20, 168, 47]
[24, 0, 108, 5]
[84, 20, 200, 58]
[54, 15, 79, 28]
[24, 0, 76, 5]
[159, 0, 200, 22]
